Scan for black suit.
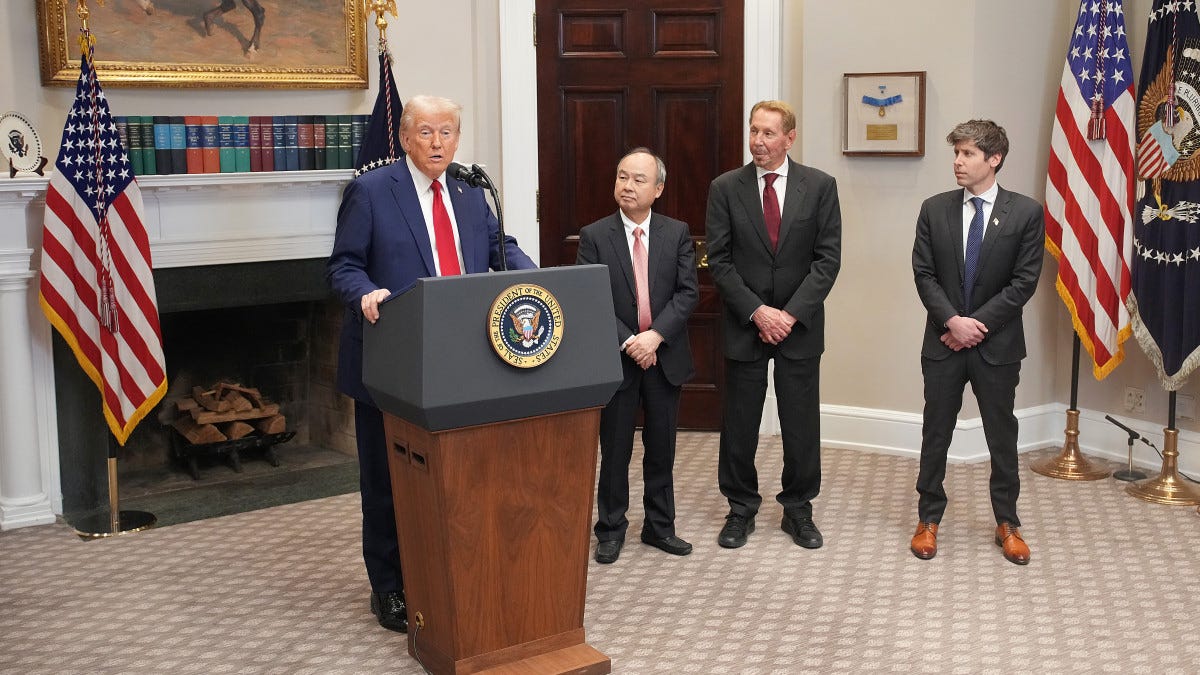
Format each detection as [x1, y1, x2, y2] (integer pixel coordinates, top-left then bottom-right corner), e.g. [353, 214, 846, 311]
[911, 186, 1044, 526]
[705, 159, 841, 518]
[577, 211, 698, 541]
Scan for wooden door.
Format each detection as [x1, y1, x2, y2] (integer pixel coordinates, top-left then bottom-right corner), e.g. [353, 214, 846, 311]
[536, 0, 743, 429]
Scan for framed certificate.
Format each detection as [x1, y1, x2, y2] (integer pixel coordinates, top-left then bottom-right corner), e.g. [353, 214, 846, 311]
[842, 71, 926, 156]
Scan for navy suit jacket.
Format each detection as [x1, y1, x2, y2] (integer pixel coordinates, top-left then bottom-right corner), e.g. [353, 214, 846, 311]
[705, 158, 842, 361]
[576, 211, 698, 388]
[327, 159, 536, 402]
[912, 186, 1044, 365]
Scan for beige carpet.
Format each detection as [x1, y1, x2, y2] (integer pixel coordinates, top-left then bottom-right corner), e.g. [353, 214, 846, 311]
[2, 433, 1198, 674]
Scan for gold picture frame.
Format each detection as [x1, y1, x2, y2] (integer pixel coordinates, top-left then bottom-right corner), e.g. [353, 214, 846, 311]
[36, 0, 368, 89]
[842, 71, 926, 157]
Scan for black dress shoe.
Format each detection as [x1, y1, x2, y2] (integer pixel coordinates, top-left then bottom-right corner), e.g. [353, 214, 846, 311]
[781, 513, 823, 549]
[717, 513, 755, 548]
[370, 590, 408, 633]
[595, 539, 623, 564]
[640, 533, 693, 556]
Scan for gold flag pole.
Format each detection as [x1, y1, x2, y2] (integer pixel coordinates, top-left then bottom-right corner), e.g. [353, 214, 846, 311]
[67, 0, 156, 540]
[1032, 336, 1110, 480]
[1127, 392, 1200, 505]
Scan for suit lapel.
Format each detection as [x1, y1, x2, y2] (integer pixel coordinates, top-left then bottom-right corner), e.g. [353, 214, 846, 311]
[390, 163, 436, 277]
[947, 190, 966, 285]
[734, 165, 774, 253]
[975, 188, 1012, 276]
[445, 176, 479, 272]
[777, 158, 806, 249]
[647, 213, 672, 296]
[606, 214, 637, 298]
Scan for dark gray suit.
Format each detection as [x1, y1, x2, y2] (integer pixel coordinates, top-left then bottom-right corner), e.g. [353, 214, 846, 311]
[577, 211, 698, 541]
[705, 159, 842, 518]
[911, 186, 1044, 526]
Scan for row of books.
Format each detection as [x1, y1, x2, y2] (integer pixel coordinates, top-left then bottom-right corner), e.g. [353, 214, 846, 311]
[113, 115, 373, 176]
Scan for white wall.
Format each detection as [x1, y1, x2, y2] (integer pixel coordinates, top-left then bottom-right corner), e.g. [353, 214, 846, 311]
[3, 0, 1197, 474]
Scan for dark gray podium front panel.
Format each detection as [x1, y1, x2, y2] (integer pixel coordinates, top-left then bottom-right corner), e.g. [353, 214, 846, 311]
[362, 265, 622, 431]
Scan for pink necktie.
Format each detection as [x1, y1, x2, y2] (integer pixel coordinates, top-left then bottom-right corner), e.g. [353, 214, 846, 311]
[763, 172, 781, 250]
[632, 226, 652, 332]
[431, 180, 461, 276]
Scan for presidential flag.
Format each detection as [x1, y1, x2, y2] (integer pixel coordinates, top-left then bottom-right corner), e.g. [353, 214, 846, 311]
[39, 51, 167, 445]
[1131, 0, 1200, 390]
[1045, 0, 1136, 381]
[355, 47, 404, 176]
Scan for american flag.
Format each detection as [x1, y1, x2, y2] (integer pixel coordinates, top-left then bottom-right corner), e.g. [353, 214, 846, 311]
[1044, 0, 1135, 380]
[39, 52, 167, 445]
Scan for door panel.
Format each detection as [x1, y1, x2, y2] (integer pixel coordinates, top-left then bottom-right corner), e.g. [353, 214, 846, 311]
[537, 0, 743, 429]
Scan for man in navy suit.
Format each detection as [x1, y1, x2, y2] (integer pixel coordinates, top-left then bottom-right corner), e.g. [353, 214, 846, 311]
[576, 148, 698, 564]
[705, 100, 842, 551]
[327, 95, 536, 632]
[910, 120, 1043, 565]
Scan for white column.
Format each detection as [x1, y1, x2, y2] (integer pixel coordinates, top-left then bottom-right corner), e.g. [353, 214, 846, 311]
[0, 188, 55, 528]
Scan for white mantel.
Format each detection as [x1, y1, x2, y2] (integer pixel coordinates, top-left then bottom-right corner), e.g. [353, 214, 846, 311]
[0, 171, 352, 530]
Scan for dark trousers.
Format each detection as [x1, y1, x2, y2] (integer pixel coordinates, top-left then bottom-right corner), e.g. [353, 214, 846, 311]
[917, 349, 1022, 526]
[595, 363, 681, 542]
[353, 401, 403, 593]
[718, 352, 822, 518]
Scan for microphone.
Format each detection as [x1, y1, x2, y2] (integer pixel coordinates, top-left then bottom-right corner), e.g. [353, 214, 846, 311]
[447, 162, 491, 189]
[1105, 414, 1141, 440]
[447, 161, 508, 271]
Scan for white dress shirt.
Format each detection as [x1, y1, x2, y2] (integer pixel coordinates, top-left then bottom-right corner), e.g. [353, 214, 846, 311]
[406, 155, 465, 275]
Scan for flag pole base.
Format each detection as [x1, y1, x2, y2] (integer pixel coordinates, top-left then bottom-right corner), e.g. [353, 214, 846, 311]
[1031, 409, 1110, 480]
[1127, 429, 1200, 505]
[73, 510, 156, 540]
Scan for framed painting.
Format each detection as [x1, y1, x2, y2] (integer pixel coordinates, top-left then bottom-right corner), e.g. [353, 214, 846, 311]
[842, 71, 926, 157]
[36, 0, 368, 89]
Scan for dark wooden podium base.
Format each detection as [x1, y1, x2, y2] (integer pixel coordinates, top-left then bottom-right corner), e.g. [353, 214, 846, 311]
[383, 408, 610, 675]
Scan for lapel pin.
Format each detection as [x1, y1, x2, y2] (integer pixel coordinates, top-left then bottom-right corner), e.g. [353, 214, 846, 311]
[992, 217, 999, 226]
[457, 186, 463, 194]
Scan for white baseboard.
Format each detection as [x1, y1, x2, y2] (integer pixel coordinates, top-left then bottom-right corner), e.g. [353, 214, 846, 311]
[808, 402, 1200, 475]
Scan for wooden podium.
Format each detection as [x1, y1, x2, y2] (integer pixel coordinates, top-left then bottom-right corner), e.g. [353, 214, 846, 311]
[363, 267, 622, 674]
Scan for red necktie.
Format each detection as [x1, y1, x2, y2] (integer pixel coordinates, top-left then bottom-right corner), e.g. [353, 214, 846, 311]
[763, 172, 781, 250]
[632, 226, 652, 332]
[431, 180, 461, 276]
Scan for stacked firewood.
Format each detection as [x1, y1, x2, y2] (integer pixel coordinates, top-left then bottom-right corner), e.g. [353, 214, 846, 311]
[169, 381, 287, 445]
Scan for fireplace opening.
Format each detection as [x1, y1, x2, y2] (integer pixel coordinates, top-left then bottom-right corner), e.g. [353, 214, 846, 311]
[56, 259, 360, 524]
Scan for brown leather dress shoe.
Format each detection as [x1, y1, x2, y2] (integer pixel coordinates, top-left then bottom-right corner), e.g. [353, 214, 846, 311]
[910, 521, 938, 560]
[995, 523, 1031, 565]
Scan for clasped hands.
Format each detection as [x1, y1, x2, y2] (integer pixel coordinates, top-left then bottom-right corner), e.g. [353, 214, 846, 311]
[941, 315, 988, 351]
[624, 330, 664, 370]
[753, 306, 796, 345]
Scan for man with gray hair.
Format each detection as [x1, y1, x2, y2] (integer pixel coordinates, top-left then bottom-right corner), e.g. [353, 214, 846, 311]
[327, 95, 536, 631]
[577, 147, 698, 564]
[910, 119, 1044, 565]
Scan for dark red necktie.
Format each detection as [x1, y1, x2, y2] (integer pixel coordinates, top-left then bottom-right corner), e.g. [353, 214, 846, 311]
[763, 172, 781, 250]
[431, 180, 461, 276]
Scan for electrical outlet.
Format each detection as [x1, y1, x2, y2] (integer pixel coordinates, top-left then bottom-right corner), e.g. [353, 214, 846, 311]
[1179, 394, 1196, 420]
[1124, 387, 1146, 414]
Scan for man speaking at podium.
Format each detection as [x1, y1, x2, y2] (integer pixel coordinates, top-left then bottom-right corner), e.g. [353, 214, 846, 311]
[327, 95, 535, 633]
[577, 148, 698, 564]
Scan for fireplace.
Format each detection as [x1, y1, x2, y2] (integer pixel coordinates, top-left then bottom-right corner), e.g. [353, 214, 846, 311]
[0, 171, 354, 529]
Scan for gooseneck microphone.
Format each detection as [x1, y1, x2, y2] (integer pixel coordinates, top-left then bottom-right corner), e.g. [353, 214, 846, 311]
[446, 161, 507, 270]
[1104, 414, 1141, 440]
[447, 162, 491, 189]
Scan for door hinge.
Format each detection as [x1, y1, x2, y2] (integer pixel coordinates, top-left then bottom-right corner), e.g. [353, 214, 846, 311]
[532, 12, 537, 48]
[535, 189, 540, 223]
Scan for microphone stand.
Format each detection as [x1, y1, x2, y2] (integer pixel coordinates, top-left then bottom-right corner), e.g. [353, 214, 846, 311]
[471, 164, 507, 272]
[1107, 415, 1149, 482]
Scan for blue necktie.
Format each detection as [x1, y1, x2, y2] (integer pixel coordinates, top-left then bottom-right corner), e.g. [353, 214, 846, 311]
[963, 196, 985, 312]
